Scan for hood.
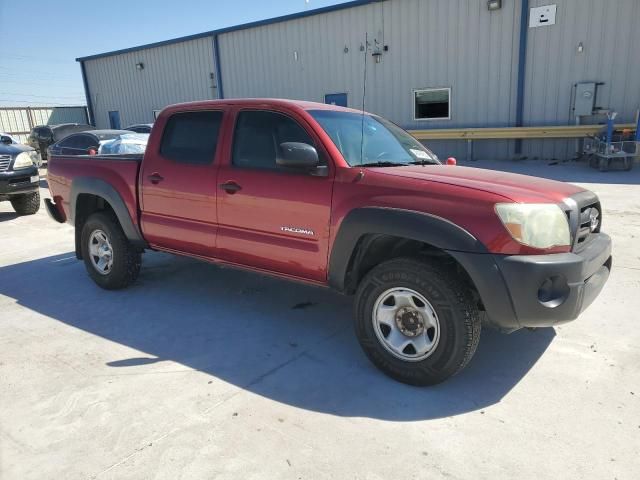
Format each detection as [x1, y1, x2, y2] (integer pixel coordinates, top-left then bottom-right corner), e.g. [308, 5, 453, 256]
[372, 165, 585, 203]
[0, 143, 35, 156]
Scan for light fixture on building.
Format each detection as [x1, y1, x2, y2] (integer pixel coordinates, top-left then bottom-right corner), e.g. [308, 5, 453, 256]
[135, 62, 144, 71]
[372, 50, 382, 63]
[577, 42, 584, 53]
[487, 0, 502, 11]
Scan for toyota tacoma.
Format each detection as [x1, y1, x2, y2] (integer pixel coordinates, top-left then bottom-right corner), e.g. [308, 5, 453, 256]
[45, 99, 612, 385]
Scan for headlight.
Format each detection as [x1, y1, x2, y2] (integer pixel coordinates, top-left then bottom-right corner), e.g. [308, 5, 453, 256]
[495, 203, 571, 249]
[13, 152, 35, 169]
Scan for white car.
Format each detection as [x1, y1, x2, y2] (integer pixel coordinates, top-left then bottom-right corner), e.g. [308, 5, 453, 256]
[98, 133, 149, 155]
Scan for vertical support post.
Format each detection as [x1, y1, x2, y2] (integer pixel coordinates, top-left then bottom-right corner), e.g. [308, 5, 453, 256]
[79, 61, 95, 126]
[515, 0, 530, 156]
[26, 107, 35, 131]
[466, 139, 474, 162]
[635, 110, 640, 143]
[213, 34, 225, 99]
[605, 114, 615, 149]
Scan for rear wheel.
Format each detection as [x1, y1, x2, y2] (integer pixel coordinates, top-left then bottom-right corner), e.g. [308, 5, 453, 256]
[80, 212, 141, 290]
[354, 258, 481, 386]
[11, 191, 40, 215]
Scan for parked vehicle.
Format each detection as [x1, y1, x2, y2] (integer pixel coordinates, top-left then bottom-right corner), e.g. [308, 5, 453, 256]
[47, 130, 146, 157]
[0, 134, 40, 215]
[0, 132, 21, 145]
[45, 99, 612, 385]
[98, 133, 149, 155]
[124, 123, 153, 134]
[28, 123, 92, 161]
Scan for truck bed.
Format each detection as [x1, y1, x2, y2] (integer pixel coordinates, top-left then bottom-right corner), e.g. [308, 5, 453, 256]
[47, 154, 142, 225]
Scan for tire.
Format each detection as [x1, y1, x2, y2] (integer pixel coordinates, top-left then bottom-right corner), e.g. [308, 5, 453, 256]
[598, 158, 609, 172]
[80, 212, 141, 290]
[11, 191, 40, 215]
[354, 258, 481, 386]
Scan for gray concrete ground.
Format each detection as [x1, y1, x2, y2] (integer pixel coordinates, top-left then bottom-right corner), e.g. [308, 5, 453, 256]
[1, 161, 639, 479]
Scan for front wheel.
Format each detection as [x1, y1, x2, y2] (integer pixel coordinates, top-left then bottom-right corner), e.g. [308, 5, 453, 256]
[80, 212, 141, 290]
[354, 258, 481, 386]
[11, 191, 40, 215]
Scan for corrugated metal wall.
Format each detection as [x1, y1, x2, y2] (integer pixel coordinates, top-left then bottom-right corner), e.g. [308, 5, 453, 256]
[521, 0, 640, 160]
[80, 0, 640, 160]
[84, 36, 217, 129]
[0, 106, 88, 143]
[218, 0, 521, 160]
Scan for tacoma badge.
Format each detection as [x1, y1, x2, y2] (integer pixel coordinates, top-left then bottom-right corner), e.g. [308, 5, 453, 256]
[281, 226, 315, 236]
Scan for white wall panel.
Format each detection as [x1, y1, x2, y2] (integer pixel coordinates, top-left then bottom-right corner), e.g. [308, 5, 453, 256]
[84, 36, 217, 128]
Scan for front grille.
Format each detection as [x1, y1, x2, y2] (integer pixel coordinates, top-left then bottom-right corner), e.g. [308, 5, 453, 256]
[9, 176, 30, 185]
[0, 155, 10, 171]
[564, 191, 601, 251]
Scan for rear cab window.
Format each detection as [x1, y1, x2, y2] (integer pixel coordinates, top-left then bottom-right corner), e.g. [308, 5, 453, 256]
[160, 111, 223, 164]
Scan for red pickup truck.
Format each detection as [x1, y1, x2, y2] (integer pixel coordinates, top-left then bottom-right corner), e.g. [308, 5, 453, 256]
[46, 99, 612, 385]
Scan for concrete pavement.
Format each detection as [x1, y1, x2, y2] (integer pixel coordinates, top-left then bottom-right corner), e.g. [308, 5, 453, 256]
[1, 161, 638, 479]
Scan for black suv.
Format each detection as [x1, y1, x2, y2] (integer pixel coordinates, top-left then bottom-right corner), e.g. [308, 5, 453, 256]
[28, 123, 92, 161]
[0, 135, 40, 215]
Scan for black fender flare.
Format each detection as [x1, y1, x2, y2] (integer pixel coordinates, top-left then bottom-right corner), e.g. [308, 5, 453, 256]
[70, 177, 146, 248]
[327, 207, 488, 292]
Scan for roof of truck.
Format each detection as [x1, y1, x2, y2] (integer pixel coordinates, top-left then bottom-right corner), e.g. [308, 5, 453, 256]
[161, 98, 367, 115]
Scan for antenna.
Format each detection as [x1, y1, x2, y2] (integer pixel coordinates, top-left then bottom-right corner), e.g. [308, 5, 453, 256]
[360, 32, 368, 166]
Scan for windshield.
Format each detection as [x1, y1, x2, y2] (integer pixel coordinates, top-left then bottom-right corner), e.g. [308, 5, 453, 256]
[309, 110, 439, 167]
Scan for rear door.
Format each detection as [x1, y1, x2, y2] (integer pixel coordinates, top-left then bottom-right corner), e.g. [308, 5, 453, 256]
[140, 109, 227, 257]
[216, 109, 334, 282]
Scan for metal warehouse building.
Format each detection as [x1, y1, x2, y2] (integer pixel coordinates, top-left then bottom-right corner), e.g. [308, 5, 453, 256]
[77, 0, 640, 161]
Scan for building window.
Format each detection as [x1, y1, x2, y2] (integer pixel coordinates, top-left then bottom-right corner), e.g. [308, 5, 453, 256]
[414, 88, 451, 121]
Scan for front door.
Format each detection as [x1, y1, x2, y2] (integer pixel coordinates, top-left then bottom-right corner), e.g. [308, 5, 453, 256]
[216, 109, 334, 282]
[140, 109, 226, 257]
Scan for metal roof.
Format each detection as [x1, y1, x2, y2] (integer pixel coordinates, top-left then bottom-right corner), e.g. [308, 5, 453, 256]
[76, 0, 382, 62]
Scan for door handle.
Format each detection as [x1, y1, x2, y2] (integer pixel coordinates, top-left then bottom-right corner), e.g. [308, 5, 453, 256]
[219, 181, 242, 194]
[148, 173, 164, 184]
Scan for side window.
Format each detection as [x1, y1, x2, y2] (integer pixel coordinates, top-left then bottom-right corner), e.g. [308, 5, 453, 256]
[74, 135, 97, 150]
[232, 111, 315, 171]
[160, 111, 223, 164]
[58, 135, 79, 148]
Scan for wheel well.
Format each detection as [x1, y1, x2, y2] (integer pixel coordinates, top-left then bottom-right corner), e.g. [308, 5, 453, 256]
[74, 194, 116, 259]
[343, 234, 483, 310]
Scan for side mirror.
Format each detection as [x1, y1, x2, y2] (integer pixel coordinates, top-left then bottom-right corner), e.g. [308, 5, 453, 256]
[1, 135, 12, 145]
[277, 142, 319, 169]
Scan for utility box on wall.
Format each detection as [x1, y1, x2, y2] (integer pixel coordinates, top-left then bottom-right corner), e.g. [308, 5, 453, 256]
[575, 82, 597, 117]
[529, 4, 557, 28]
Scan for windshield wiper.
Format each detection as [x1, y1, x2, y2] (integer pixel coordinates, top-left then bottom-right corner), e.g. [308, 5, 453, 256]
[359, 161, 409, 167]
[408, 160, 439, 166]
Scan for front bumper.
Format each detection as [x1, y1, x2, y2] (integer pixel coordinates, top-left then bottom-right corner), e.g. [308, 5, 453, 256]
[0, 166, 39, 198]
[452, 233, 612, 331]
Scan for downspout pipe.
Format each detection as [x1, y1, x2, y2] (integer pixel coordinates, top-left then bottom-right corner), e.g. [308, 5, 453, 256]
[213, 34, 225, 99]
[79, 61, 95, 126]
[515, 0, 529, 155]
